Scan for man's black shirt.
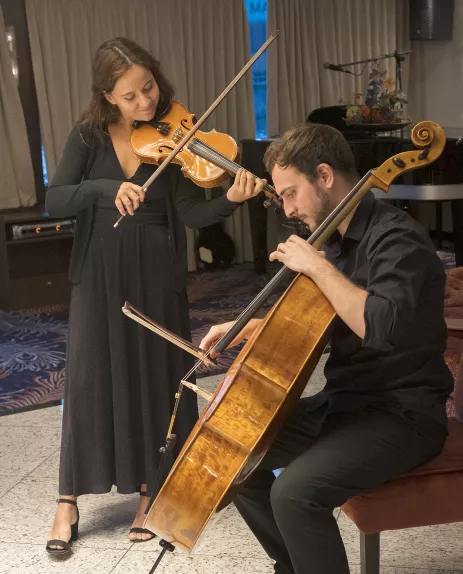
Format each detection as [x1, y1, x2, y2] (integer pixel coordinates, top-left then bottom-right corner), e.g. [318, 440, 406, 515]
[311, 191, 453, 427]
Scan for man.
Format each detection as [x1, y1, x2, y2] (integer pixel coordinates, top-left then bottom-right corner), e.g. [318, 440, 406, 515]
[199, 123, 453, 574]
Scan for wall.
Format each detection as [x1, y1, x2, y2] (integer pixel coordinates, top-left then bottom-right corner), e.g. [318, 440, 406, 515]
[408, 1, 463, 128]
[405, 2, 463, 233]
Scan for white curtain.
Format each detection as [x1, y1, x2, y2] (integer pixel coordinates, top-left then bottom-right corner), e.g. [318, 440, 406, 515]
[267, 0, 410, 136]
[0, 7, 36, 209]
[25, 0, 255, 268]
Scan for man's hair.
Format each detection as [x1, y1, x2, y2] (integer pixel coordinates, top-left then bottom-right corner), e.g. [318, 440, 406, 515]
[264, 123, 358, 182]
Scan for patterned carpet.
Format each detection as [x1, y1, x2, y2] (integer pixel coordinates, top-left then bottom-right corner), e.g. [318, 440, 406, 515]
[0, 305, 68, 414]
[0, 262, 288, 415]
[0, 251, 456, 416]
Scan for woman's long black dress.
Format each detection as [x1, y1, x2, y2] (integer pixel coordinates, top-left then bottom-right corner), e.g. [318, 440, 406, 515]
[46, 127, 238, 496]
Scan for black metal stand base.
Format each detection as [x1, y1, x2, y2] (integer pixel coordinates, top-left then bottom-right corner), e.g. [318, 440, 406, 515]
[148, 539, 176, 573]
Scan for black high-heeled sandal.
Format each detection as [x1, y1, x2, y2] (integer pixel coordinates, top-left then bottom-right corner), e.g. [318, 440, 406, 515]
[46, 498, 79, 556]
[129, 491, 156, 543]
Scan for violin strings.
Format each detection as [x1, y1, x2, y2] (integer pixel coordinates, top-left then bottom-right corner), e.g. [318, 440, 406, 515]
[188, 139, 282, 206]
[188, 139, 239, 173]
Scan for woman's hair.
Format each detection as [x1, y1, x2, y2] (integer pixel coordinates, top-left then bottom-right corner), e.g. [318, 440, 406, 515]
[78, 37, 174, 135]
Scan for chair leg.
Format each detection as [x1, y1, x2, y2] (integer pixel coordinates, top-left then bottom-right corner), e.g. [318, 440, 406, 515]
[360, 532, 380, 574]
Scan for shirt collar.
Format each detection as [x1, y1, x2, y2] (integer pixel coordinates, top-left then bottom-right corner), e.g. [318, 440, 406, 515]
[342, 190, 376, 242]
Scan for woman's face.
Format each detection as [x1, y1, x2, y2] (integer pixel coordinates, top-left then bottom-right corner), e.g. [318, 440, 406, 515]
[105, 64, 160, 124]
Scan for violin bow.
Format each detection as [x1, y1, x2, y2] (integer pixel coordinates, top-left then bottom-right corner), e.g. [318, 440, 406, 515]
[114, 31, 279, 228]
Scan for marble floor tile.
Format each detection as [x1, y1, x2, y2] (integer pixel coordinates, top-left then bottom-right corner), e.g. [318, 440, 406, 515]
[113, 550, 275, 573]
[0, 542, 126, 574]
[0, 426, 61, 476]
[0, 475, 22, 498]
[349, 568, 463, 574]
[0, 477, 140, 550]
[28, 450, 60, 479]
[191, 504, 269, 559]
[0, 405, 63, 428]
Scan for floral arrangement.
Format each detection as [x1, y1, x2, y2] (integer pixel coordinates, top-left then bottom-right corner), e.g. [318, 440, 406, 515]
[342, 62, 409, 126]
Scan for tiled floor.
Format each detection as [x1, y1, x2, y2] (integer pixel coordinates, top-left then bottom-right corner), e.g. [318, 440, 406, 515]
[0, 359, 462, 573]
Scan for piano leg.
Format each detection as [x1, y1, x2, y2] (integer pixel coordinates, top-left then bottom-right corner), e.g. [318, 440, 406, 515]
[247, 194, 268, 274]
[436, 201, 443, 250]
[451, 199, 463, 268]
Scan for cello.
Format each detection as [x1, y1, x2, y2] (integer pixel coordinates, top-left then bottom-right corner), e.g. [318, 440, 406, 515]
[125, 121, 446, 561]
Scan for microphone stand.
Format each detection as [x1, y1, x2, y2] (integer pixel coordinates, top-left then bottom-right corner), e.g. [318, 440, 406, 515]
[330, 49, 411, 79]
[327, 49, 411, 137]
[392, 50, 408, 139]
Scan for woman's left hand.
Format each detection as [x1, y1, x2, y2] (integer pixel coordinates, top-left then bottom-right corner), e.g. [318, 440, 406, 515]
[226, 168, 265, 203]
[269, 235, 327, 277]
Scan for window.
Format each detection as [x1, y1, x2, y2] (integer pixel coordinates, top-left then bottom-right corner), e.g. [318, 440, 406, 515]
[41, 141, 48, 186]
[244, 0, 268, 139]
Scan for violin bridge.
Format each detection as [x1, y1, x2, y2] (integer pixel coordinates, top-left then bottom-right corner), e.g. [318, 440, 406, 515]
[173, 127, 184, 143]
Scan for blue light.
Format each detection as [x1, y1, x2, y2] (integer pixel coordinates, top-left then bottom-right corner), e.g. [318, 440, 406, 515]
[41, 145, 48, 187]
[244, 0, 268, 139]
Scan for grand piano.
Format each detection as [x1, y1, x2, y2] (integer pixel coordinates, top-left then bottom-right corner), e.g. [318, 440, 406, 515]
[241, 106, 463, 272]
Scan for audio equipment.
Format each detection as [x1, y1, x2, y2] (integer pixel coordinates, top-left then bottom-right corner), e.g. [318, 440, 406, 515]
[409, 0, 454, 41]
[9, 219, 75, 240]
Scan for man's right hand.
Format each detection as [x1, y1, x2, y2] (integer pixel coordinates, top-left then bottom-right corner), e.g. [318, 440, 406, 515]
[199, 318, 263, 358]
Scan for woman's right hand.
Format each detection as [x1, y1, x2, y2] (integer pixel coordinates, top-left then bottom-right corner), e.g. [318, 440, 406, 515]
[199, 318, 263, 358]
[115, 182, 145, 216]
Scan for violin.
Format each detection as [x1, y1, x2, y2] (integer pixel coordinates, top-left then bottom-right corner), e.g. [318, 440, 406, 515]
[113, 32, 279, 228]
[130, 100, 283, 209]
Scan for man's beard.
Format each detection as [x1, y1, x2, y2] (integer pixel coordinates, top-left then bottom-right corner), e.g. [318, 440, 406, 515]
[305, 183, 335, 232]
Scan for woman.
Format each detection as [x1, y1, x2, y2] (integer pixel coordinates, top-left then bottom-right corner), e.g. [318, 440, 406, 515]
[45, 37, 263, 554]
